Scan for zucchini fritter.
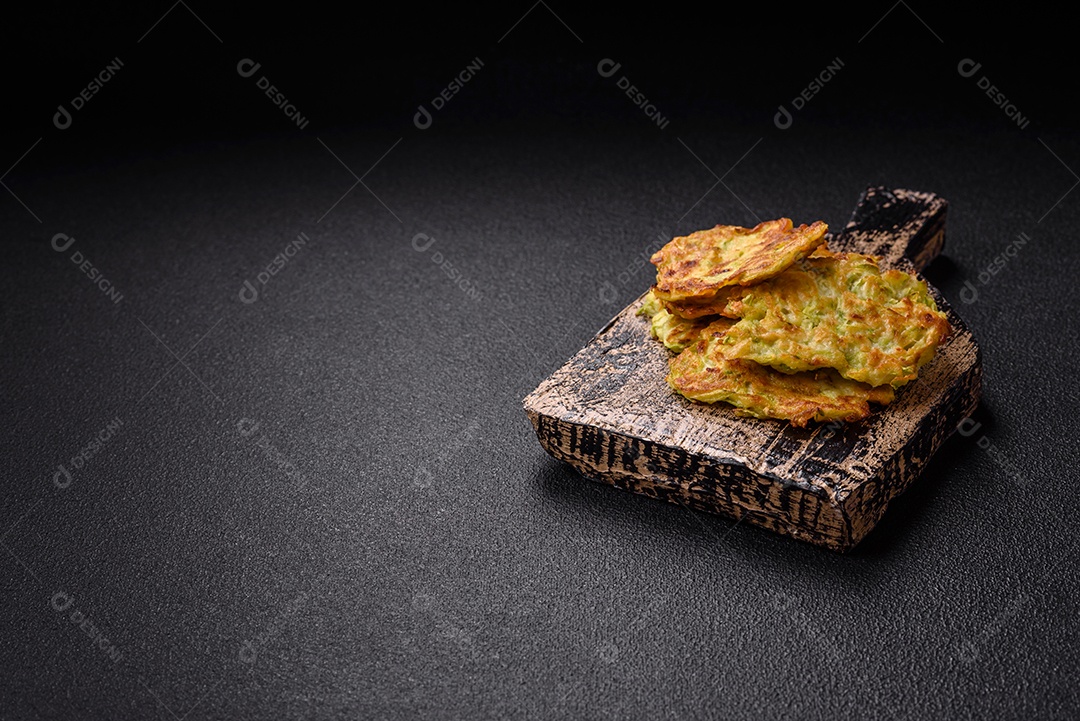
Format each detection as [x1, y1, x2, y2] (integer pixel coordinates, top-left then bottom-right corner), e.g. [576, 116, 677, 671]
[663, 289, 742, 319]
[663, 242, 836, 320]
[650, 218, 827, 303]
[638, 290, 717, 352]
[638, 289, 665, 318]
[667, 320, 895, 427]
[720, 251, 951, 388]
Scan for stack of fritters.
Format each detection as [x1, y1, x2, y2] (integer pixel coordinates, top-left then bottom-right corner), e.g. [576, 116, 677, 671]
[639, 218, 951, 427]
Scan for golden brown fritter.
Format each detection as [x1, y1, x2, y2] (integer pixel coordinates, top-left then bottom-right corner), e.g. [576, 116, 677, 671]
[719, 252, 951, 388]
[663, 242, 838, 320]
[650, 218, 828, 303]
[662, 289, 743, 319]
[667, 320, 895, 427]
[638, 290, 717, 352]
[663, 243, 836, 320]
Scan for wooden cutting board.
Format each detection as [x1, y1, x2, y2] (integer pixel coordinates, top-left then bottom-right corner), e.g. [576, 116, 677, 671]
[523, 187, 982, 552]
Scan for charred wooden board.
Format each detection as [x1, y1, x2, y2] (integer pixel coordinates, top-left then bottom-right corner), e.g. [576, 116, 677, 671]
[523, 187, 982, 552]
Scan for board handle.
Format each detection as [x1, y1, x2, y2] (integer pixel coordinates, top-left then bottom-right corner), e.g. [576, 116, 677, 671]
[828, 187, 947, 272]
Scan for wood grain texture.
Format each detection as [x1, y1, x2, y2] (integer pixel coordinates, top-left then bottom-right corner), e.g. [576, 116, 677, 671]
[523, 187, 982, 552]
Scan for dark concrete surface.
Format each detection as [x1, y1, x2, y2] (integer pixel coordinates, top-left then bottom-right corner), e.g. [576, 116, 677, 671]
[2, 5, 1076, 719]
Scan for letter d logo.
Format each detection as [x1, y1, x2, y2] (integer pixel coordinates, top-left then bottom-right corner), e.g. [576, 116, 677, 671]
[413, 104, 433, 130]
[957, 417, 982, 437]
[959, 279, 979, 304]
[53, 104, 72, 130]
[236, 418, 260, 437]
[597, 58, 621, 78]
[239, 640, 257, 664]
[237, 58, 261, 78]
[598, 281, 619, 305]
[774, 104, 793, 130]
[957, 58, 981, 78]
[51, 591, 74, 612]
[411, 233, 435, 252]
[51, 233, 75, 253]
[238, 280, 259, 304]
[53, 464, 72, 489]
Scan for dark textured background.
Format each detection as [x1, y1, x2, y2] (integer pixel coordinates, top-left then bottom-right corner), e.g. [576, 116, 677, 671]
[3, 5, 1078, 719]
